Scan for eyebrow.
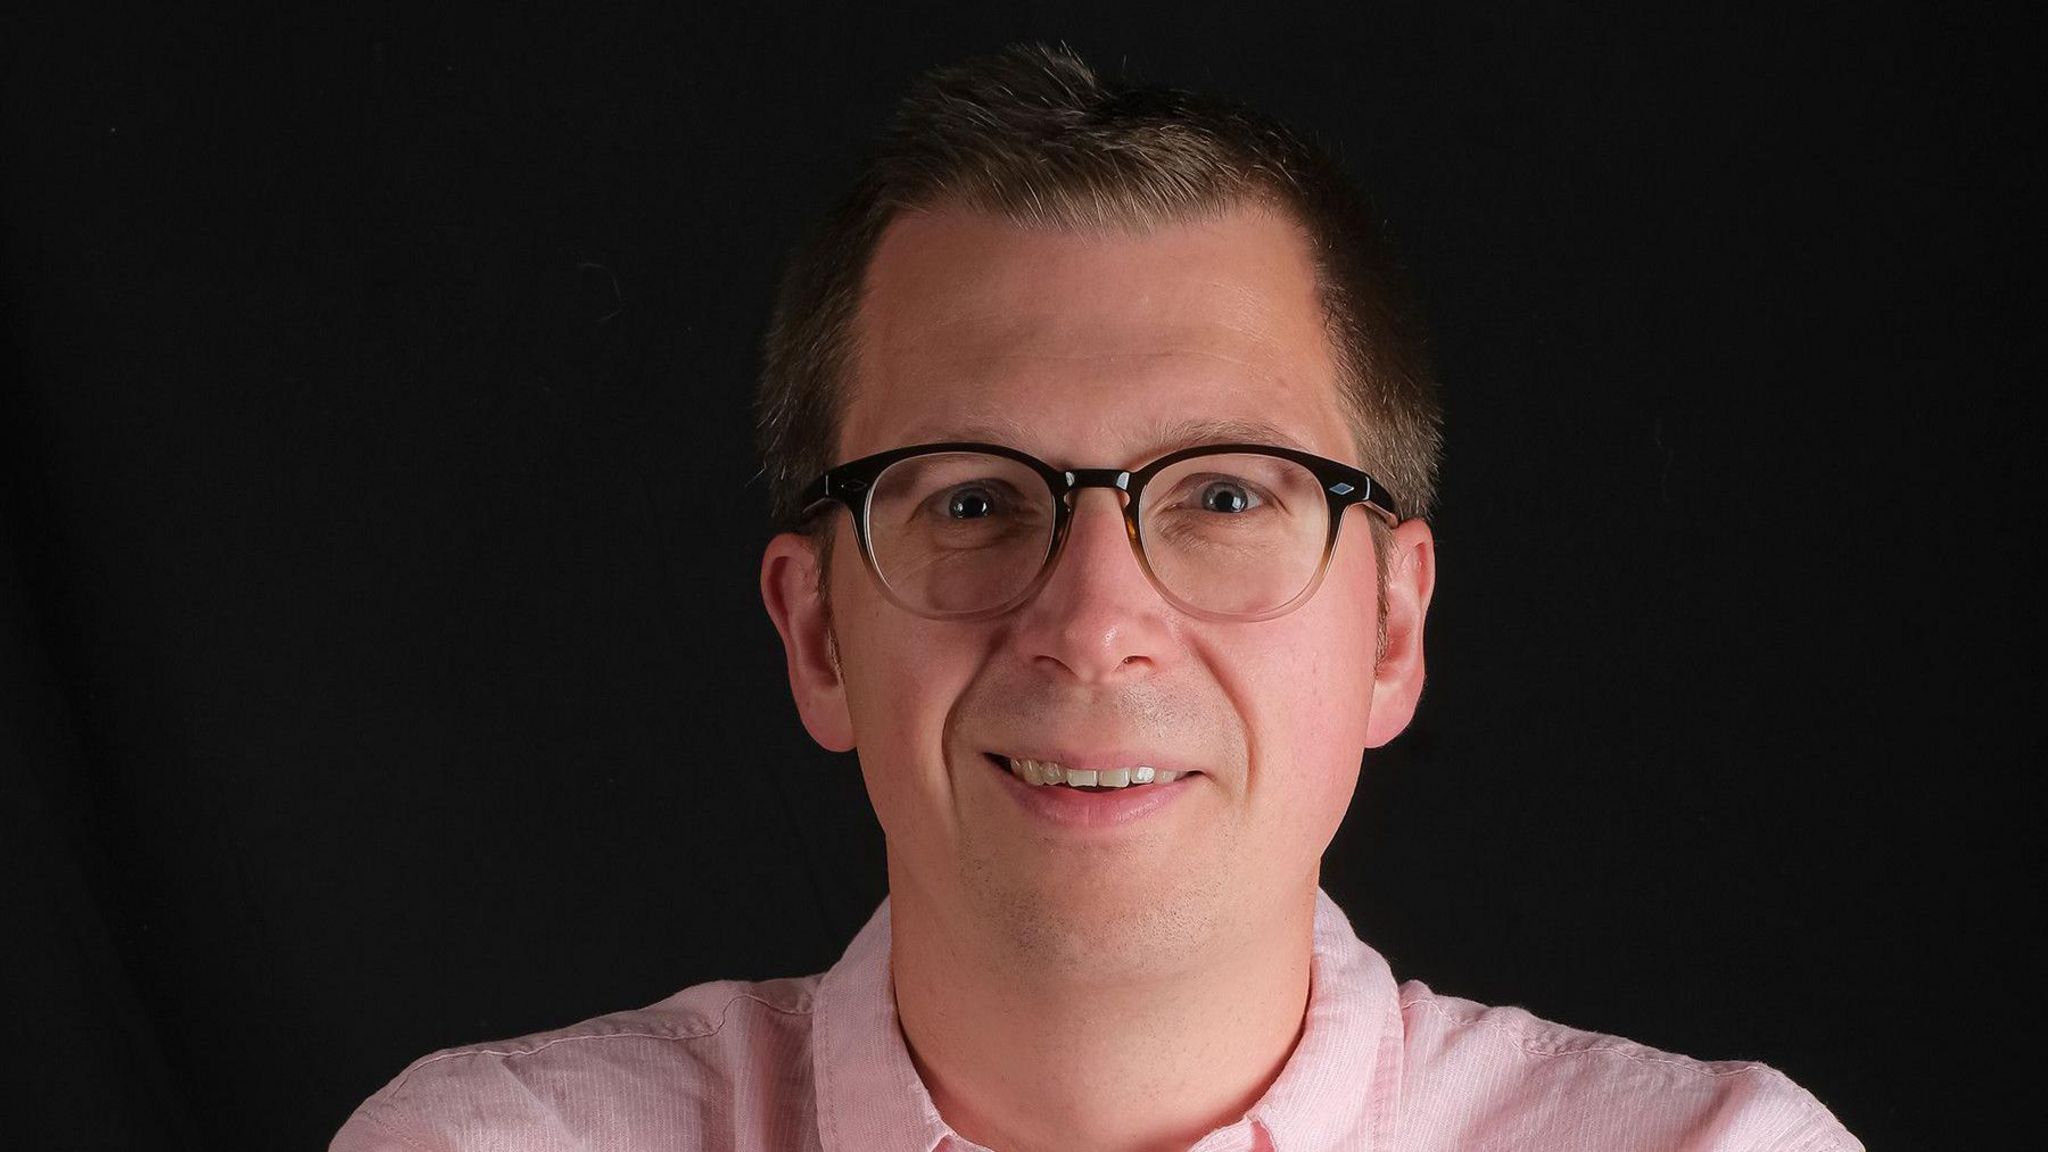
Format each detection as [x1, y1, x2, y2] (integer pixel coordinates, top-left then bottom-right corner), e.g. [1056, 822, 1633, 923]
[1144, 417, 1315, 456]
[895, 416, 1317, 463]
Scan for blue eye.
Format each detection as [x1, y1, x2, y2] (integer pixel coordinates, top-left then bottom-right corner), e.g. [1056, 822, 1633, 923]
[1199, 481, 1254, 513]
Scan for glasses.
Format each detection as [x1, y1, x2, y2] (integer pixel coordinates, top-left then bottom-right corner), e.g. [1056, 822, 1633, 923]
[800, 441, 1400, 622]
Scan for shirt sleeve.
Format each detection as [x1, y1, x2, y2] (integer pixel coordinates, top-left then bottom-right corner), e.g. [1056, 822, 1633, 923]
[329, 1102, 440, 1152]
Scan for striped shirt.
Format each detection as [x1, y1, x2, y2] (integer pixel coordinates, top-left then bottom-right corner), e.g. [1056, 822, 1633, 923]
[331, 890, 1858, 1151]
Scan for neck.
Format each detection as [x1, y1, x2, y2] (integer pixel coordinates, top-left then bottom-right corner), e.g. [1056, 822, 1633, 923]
[889, 874, 1317, 1152]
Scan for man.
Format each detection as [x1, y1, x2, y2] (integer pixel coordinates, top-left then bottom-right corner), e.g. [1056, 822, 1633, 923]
[333, 45, 1859, 1152]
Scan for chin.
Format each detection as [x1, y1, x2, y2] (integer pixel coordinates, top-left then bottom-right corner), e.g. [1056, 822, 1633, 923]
[958, 844, 1236, 975]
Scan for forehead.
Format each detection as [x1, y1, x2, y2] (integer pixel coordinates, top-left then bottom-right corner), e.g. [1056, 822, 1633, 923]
[841, 205, 1356, 467]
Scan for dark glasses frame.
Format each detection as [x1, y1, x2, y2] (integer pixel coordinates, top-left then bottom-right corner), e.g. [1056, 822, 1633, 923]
[799, 441, 1402, 622]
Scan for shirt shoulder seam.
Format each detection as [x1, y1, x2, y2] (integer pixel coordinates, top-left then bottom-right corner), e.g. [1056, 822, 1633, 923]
[353, 1100, 441, 1152]
[1402, 989, 1782, 1077]
[385, 987, 814, 1097]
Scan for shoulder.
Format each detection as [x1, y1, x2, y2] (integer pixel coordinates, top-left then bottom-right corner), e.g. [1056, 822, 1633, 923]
[330, 976, 821, 1152]
[1394, 981, 1860, 1152]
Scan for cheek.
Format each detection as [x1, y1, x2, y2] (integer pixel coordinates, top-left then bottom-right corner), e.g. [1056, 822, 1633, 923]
[835, 596, 977, 817]
[1265, 659, 1369, 831]
[1251, 590, 1378, 834]
[831, 559, 917, 741]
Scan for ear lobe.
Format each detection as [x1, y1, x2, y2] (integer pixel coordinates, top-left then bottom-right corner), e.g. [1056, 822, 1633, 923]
[1365, 518, 1436, 749]
[761, 531, 856, 752]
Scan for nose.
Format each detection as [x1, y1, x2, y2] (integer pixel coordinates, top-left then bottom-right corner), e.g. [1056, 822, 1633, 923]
[1007, 486, 1173, 683]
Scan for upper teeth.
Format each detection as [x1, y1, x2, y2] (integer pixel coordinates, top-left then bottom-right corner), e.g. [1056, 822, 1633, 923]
[1008, 758, 1182, 788]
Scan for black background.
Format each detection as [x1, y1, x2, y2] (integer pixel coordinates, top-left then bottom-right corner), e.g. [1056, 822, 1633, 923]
[3, 3, 2037, 1149]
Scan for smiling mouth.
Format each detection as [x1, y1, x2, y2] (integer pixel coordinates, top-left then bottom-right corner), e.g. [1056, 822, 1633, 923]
[987, 754, 1191, 791]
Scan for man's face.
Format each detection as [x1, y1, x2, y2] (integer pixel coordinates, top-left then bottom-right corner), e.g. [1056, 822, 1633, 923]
[765, 204, 1433, 973]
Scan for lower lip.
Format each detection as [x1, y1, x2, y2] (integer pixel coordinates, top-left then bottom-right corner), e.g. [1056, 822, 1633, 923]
[986, 756, 1197, 830]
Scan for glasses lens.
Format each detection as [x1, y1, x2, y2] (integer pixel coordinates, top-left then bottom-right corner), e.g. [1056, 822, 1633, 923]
[1138, 453, 1331, 617]
[866, 452, 1055, 616]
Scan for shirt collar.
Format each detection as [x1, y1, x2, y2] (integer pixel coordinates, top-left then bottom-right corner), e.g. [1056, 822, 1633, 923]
[813, 890, 1404, 1152]
[812, 899, 955, 1152]
[1241, 889, 1406, 1150]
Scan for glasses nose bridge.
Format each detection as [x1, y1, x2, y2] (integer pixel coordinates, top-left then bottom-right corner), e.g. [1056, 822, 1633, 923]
[1046, 465, 1145, 578]
[1058, 467, 1135, 508]
[1056, 467, 1139, 536]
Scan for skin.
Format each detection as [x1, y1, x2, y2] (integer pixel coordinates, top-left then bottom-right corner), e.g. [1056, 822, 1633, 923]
[762, 203, 1435, 1152]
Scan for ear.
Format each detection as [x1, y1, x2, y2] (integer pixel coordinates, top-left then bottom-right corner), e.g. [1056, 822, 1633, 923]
[1365, 518, 1436, 748]
[761, 531, 856, 752]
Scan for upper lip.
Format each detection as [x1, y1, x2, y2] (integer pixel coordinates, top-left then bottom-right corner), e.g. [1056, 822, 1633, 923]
[987, 749, 1203, 776]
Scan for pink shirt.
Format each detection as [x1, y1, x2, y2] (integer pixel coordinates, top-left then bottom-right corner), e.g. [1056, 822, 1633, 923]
[332, 891, 1858, 1151]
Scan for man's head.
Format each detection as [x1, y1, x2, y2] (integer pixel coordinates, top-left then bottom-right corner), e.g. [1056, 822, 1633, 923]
[758, 46, 1438, 975]
[758, 44, 1441, 545]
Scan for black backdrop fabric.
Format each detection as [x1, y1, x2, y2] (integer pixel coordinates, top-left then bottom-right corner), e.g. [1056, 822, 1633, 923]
[2, 3, 2037, 1148]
